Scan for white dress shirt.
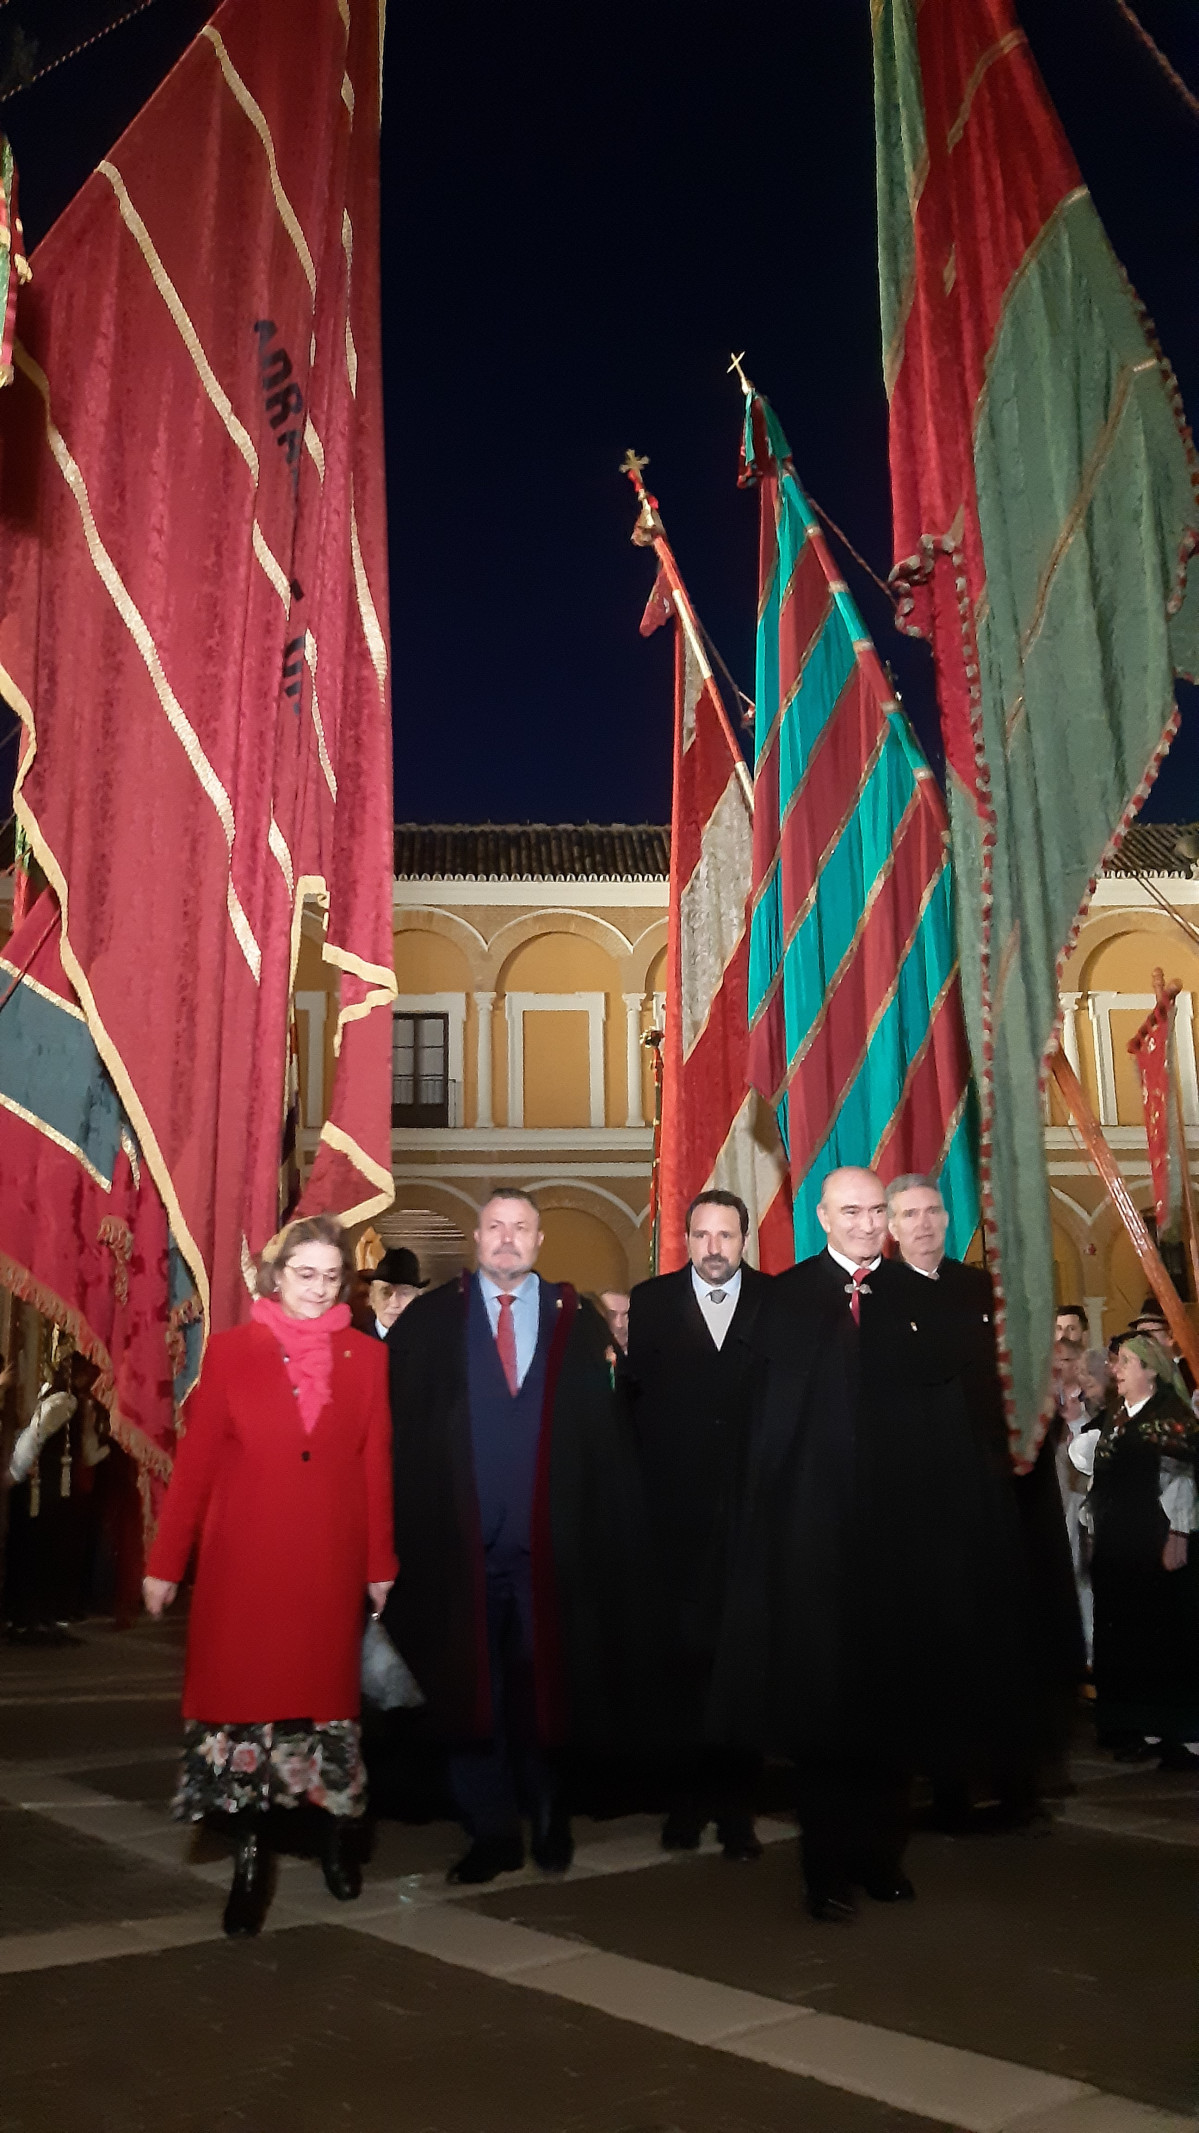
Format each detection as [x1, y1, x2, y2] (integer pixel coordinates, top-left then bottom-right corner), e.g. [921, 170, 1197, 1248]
[691, 1263, 742, 1351]
[478, 1270, 541, 1388]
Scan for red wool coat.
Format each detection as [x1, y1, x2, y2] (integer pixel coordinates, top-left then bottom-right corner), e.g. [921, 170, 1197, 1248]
[147, 1322, 398, 1723]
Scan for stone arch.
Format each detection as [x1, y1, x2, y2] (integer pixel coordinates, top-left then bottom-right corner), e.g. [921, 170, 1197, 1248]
[394, 906, 488, 987]
[1070, 909, 1185, 990]
[628, 918, 669, 996]
[485, 909, 633, 986]
[524, 1179, 647, 1290]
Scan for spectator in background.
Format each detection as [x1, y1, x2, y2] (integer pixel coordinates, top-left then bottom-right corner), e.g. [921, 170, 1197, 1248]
[597, 1290, 630, 1355]
[1070, 1334, 1199, 1769]
[1053, 1332, 1102, 1664]
[365, 1249, 428, 1341]
[1055, 1305, 1088, 1347]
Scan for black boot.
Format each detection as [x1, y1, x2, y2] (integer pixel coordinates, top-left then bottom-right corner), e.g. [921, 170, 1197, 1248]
[222, 1813, 272, 1937]
[320, 1813, 362, 1901]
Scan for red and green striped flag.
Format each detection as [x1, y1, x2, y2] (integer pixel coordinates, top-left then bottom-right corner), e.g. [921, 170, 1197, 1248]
[743, 391, 978, 1260]
[875, 0, 1199, 1459]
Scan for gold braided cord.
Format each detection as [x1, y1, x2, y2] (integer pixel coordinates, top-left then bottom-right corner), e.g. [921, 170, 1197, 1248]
[1112, 0, 1199, 122]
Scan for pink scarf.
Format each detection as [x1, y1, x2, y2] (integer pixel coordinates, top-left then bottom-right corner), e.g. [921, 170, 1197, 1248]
[251, 1295, 351, 1434]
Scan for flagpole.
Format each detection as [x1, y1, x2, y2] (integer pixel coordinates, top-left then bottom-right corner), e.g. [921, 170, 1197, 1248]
[619, 450, 753, 807]
[1051, 1046, 1199, 1382]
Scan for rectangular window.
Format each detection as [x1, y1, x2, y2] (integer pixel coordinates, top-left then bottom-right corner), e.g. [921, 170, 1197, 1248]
[392, 1012, 449, 1126]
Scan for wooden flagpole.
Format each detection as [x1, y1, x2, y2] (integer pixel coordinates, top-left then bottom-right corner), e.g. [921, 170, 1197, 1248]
[1171, 1065, 1199, 1307]
[1050, 1046, 1199, 1381]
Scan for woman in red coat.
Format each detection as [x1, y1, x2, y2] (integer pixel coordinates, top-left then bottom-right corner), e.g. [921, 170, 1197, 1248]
[143, 1215, 397, 1936]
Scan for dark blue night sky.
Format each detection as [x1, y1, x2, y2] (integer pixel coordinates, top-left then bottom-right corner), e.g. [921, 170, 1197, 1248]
[4, 0, 1199, 829]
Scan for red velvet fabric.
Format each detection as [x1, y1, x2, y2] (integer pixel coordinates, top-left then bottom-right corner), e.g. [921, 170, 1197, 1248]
[0, 890, 178, 1507]
[0, 0, 395, 1338]
[146, 1321, 397, 1722]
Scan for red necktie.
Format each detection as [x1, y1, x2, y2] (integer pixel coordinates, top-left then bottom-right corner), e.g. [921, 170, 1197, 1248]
[849, 1266, 872, 1324]
[495, 1292, 519, 1394]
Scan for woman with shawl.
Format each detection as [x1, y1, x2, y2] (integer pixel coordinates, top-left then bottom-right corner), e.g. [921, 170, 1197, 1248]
[143, 1216, 397, 1934]
[1070, 1334, 1199, 1768]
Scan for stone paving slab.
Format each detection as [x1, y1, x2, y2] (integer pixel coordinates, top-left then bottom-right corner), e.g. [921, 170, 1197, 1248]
[1, 1923, 946, 2133]
[466, 1824, 1199, 2115]
[0, 1802, 209, 1937]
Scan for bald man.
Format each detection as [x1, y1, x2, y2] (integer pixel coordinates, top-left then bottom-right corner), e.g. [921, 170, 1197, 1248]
[710, 1167, 1036, 1921]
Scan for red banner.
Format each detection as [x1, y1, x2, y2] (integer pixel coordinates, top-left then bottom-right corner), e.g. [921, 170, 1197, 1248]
[1129, 974, 1183, 1240]
[0, 0, 396, 1338]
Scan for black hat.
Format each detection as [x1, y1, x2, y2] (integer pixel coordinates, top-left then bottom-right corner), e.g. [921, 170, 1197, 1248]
[370, 1247, 429, 1289]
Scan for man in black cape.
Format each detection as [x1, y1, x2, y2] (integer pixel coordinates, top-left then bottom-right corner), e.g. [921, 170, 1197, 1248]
[624, 1189, 769, 1860]
[382, 1189, 657, 1884]
[710, 1166, 1038, 1921]
[887, 1173, 1085, 1822]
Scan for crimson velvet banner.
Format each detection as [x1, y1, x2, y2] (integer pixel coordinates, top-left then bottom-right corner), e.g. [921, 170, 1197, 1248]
[0, 891, 199, 1519]
[0, 0, 396, 1338]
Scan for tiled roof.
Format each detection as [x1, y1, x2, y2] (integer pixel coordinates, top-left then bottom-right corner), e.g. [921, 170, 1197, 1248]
[1104, 823, 1199, 877]
[393, 823, 670, 880]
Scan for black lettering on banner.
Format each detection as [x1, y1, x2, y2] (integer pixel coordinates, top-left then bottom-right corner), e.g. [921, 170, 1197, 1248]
[253, 318, 305, 495]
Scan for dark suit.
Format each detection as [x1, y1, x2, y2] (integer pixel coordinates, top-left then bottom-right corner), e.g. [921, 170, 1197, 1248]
[712, 1250, 1037, 1899]
[625, 1261, 769, 1835]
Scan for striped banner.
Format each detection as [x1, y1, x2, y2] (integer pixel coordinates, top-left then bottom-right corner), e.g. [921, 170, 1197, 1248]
[624, 457, 792, 1274]
[741, 393, 978, 1258]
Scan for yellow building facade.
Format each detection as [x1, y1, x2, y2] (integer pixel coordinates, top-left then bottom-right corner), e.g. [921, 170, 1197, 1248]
[294, 826, 668, 1292]
[269, 818, 1199, 1319]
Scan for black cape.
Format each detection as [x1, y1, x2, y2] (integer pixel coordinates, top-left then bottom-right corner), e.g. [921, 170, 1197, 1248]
[623, 1262, 769, 1745]
[709, 1251, 1038, 1773]
[916, 1257, 1085, 1720]
[382, 1274, 660, 1754]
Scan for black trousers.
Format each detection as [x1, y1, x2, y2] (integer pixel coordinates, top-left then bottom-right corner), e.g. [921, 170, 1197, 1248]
[666, 1745, 760, 1832]
[794, 1752, 910, 1893]
[448, 1561, 557, 1842]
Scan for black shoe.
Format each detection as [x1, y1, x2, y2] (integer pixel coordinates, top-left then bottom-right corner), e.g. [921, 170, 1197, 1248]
[860, 1872, 916, 1903]
[222, 1820, 272, 1937]
[660, 1810, 704, 1851]
[805, 1883, 855, 1923]
[320, 1815, 362, 1901]
[531, 1808, 574, 1874]
[716, 1815, 763, 1862]
[446, 1835, 524, 1885]
[1156, 1744, 1199, 1773]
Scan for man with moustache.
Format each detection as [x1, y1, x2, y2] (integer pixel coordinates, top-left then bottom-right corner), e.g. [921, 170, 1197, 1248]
[383, 1190, 655, 1885]
[712, 1166, 1037, 1919]
[625, 1191, 769, 1860]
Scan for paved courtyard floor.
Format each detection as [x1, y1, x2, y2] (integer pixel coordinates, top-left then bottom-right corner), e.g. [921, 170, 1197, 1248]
[1, 1620, 1195, 2133]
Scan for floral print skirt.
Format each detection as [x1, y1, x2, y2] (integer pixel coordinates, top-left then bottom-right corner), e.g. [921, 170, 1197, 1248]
[173, 1720, 366, 1821]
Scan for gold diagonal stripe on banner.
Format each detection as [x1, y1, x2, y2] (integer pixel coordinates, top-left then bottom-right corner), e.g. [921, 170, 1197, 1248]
[268, 813, 295, 900]
[0, 1089, 113, 1193]
[350, 488, 389, 699]
[201, 28, 317, 300]
[98, 160, 292, 617]
[200, 26, 327, 484]
[15, 344, 262, 985]
[304, 631, 339, 801]
[341, 211, 360, 396]
[0, 960, 87, 1022]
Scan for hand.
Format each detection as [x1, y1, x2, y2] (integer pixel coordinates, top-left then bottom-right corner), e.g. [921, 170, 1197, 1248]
[142, 1576, 178, 1616]
[1163, 1531, 1188, 1573]
[367, 1579, 393, 1617]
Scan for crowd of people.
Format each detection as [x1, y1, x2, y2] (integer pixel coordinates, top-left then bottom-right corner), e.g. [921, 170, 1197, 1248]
[9, 1167, 1187, 1940]
[2, 1347, 144, 1641]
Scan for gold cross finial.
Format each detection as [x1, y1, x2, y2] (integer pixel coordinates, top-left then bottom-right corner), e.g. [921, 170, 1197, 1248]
[620, 448, 650, 487]
[727, 350, 754, 396]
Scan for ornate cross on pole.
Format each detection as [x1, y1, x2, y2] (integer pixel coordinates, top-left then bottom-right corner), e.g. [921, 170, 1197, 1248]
[727, 349, 754, 396]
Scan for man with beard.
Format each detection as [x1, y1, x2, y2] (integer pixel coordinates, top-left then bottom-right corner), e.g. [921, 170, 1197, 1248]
[712, 1166, 1037, 1920]
[886, 1174, 1083, 1827]
[625, 1191, 769, 1861]
[383, 1190, 655, 1884]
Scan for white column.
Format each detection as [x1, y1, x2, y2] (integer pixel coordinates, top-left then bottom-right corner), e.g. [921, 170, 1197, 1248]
[1176, 992, 1199, 1126]
[622, 993, 645, 1129]
[1060, 991, 1081, 1075]
[1084, 1296, 1105, 1348]
[1087, 992, 1118, 1127]
[473, 991, 495, 1129]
